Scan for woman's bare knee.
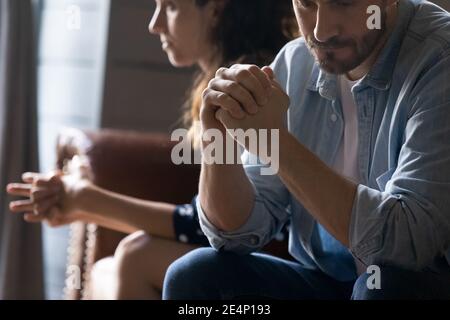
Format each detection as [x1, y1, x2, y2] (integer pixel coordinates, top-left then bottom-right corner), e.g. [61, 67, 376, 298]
[90, 257, 116, 299]
[112, 231, 198, 298]
[114, 230, 153, 274]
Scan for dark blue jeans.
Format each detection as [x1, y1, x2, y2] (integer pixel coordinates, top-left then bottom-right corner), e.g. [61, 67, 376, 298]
[162, 248, 450, 300]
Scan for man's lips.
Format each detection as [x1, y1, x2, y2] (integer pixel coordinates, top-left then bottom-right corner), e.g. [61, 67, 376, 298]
[313, 45, 352, 58]
[311, 44, 349, 50]
[308, 38, 353, 51]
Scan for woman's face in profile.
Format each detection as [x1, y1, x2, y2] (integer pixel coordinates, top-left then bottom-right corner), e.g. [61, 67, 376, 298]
[148, 0, 217, 69]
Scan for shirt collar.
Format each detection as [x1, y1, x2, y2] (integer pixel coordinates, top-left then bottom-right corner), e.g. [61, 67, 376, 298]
[307, 0, 417, 99]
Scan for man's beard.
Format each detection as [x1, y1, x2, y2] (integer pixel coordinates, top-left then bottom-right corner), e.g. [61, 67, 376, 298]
[306, 14, 388, 75]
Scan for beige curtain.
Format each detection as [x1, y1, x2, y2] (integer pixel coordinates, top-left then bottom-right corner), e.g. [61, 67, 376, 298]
[0, 0, 44, 299]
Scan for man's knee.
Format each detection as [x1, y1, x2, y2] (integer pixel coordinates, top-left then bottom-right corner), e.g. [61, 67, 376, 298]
[163, 247, 239, 300]
[352, 265, 447, 300]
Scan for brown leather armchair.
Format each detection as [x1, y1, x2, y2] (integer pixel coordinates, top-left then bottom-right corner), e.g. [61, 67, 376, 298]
[57, 128, 290, 300]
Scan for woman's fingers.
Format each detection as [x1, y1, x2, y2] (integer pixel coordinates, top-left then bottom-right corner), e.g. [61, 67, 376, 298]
[23, 212, 46, 223]
[6, 183, 32, 197]
[9, 192, 58, 215]
[24, 207, 65, 226]
[8, 170, 62, 198]
[32, 195, 60, 215]
[22, 172, 41, 183]
[8, 181, 60, 200]
[8, 171, 64, 224]
[23, 170, 63, 186]
[30, 187, 60, 202]
[30, 183, 61, 202]
[8, 172, 61, 198]
[45, 207, 69, 227]
[34, 176, 63, 192]
[9, 199, 34, 213]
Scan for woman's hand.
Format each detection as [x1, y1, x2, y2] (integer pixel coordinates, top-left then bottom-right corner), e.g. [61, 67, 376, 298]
[6, 156, 93, 227]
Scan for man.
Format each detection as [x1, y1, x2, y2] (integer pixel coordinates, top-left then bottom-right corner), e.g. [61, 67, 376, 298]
[163, 0, 450, 299]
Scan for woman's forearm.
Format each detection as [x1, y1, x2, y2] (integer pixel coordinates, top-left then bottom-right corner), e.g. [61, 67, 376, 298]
[78, 184, 177, 238]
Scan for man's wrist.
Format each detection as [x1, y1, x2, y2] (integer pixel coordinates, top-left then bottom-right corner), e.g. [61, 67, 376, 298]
[278, 127, 292, 141]
[277, 128, 298, 174]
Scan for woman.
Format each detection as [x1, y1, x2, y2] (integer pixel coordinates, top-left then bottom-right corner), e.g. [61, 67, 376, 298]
[7, 0, 296, 299]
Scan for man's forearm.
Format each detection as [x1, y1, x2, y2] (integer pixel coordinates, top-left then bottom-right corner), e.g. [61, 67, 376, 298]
[199, 131, 255, 232]
[277, 129, 357, 246]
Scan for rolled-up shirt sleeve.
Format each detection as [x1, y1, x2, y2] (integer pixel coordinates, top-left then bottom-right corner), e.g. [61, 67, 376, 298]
[197, 151, 291, 254]
[349, 56, 450, 270]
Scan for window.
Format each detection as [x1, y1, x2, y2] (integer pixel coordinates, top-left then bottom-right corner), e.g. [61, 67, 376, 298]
[37, 0, 110, 299]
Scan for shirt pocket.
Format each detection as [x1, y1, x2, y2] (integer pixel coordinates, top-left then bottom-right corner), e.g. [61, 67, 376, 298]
[376, 167, 396, 191]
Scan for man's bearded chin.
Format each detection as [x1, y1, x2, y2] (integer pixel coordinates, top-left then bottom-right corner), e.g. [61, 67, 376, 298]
[307, 18, 388, 75]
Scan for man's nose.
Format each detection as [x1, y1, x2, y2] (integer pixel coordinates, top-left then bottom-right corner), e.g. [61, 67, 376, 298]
[314, 6, 339, 43]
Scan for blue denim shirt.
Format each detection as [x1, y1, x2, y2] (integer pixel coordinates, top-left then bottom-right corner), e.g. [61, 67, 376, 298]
[197, 0, 450, 281]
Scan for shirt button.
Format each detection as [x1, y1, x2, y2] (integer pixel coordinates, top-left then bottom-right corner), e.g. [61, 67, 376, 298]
[275, 232, 285, 242]
[330, 114, 338, 122]
[179, 234, 189, 243]
[250, 236, 259, 246]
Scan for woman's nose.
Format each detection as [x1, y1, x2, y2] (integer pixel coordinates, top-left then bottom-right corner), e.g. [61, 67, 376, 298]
[148, 7, 164, 34]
